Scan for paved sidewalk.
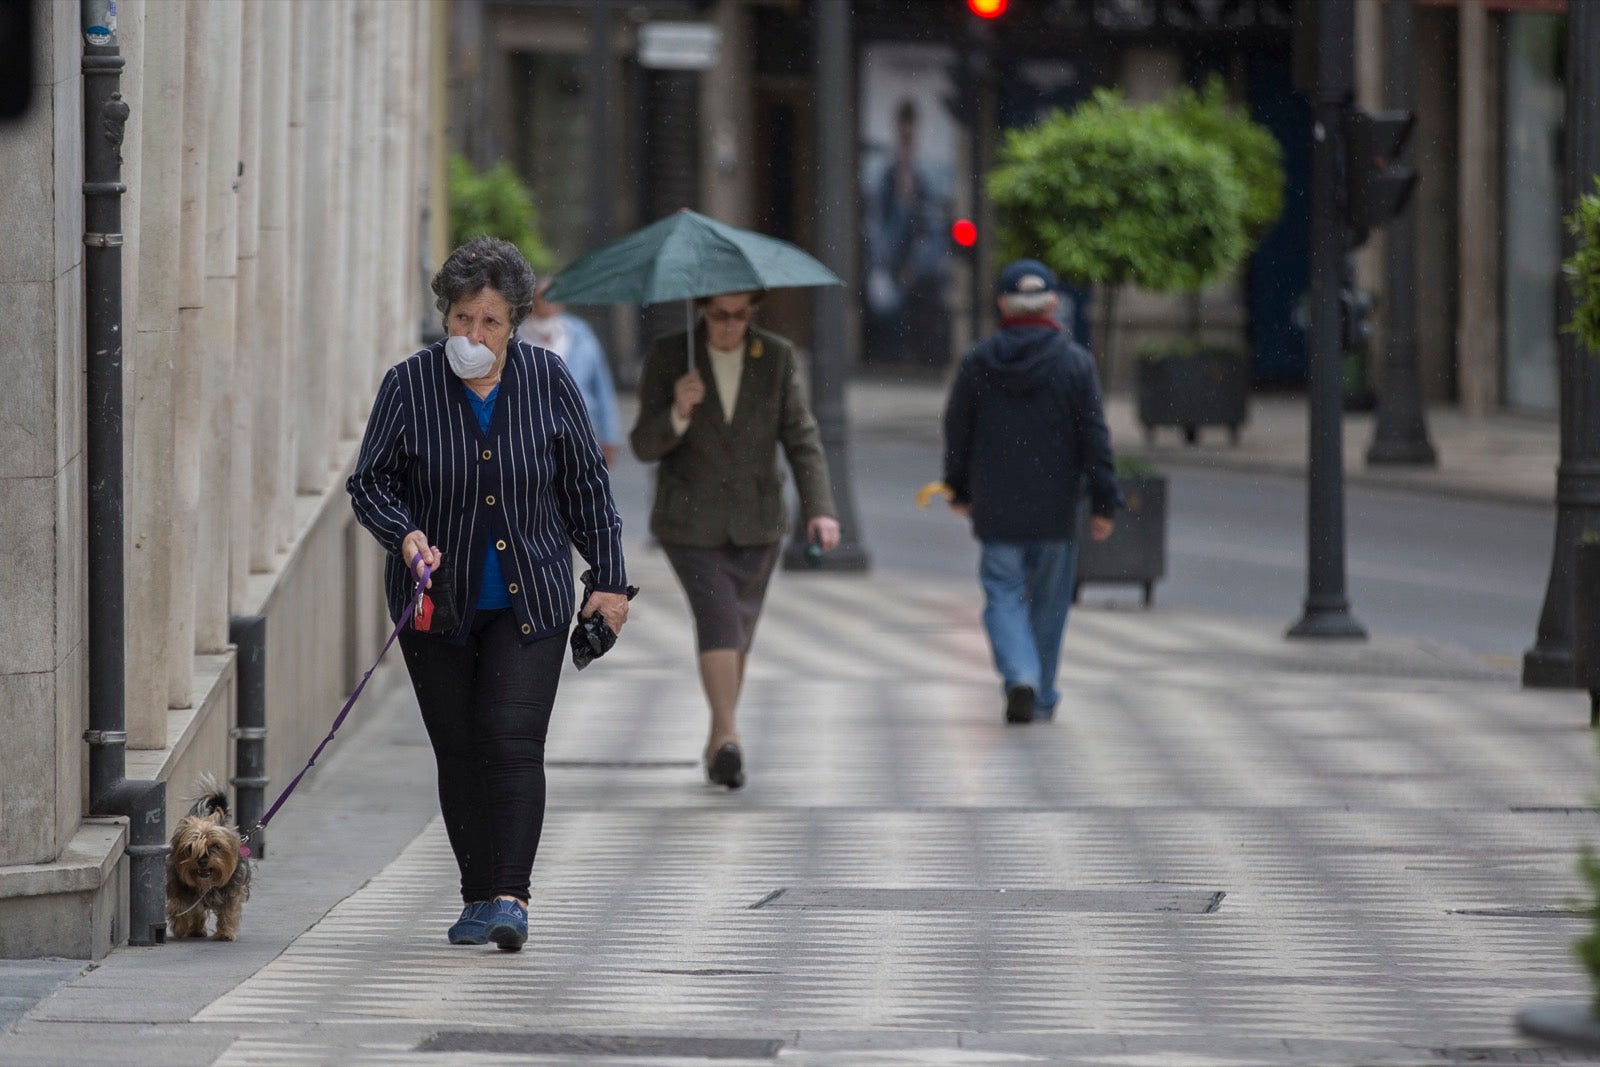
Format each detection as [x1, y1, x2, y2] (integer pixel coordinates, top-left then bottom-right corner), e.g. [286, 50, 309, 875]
[4, 530, 1597, 1066]
[850, 379, 1559, 509]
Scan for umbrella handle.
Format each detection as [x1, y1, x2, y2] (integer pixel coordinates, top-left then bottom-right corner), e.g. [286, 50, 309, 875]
[685, 298, 694, 376]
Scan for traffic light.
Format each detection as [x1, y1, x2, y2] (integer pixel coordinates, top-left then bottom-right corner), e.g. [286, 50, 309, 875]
[1340, 286, 1375, 353]
[1343, 107, 1418, 246]
[967, 0, 1008, 17]
[951, 218, 978, 250]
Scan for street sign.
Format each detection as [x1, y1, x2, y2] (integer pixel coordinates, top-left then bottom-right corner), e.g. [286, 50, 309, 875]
[637, 22, 721, 71]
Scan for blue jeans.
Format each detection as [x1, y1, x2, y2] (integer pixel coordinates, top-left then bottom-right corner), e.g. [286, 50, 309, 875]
[979, 539, 1079, 715]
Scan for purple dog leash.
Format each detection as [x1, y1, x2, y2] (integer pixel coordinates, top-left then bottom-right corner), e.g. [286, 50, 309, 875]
[239, 562, 430, 855]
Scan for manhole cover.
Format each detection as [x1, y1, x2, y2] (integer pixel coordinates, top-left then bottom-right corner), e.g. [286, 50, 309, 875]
[750, 887, 1224, 913]
[417, 1033, 783, 1058]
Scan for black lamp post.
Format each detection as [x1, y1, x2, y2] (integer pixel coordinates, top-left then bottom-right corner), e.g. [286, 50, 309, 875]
[1523, 0, 1600, 689]
[1288, 0, 1366, 640]
[1365, 0, 1437, 467]
[784, 0, 869, 572]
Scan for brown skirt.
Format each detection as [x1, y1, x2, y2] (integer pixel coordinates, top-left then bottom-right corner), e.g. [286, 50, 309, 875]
[661, 542, 782, 653]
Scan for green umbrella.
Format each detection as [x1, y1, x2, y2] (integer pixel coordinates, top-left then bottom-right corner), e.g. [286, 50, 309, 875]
[544, 209, 843, 373]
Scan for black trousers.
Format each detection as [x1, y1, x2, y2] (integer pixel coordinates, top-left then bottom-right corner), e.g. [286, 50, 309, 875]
[398, 609, 565, 903]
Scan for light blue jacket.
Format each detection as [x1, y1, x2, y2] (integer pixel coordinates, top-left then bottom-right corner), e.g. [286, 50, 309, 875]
[524, 315, 620, 448]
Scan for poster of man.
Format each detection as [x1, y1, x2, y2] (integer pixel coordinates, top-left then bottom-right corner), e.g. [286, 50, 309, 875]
[860, 43, 958, 369]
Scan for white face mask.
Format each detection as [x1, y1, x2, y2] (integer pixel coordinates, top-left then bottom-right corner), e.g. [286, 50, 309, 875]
[445, 334, 498, 380]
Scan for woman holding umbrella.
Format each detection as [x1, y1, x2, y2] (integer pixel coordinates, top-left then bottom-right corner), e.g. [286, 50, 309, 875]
[631, 289, 840, 790]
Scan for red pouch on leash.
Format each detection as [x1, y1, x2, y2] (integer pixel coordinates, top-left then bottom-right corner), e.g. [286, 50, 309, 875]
[412, 569, 458, 632]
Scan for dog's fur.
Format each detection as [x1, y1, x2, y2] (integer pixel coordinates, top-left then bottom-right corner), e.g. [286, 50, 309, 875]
[165, 776, 251, 941]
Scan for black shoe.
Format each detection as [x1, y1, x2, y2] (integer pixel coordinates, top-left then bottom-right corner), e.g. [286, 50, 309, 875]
[1005, 686, 1035, 725]
[708, 742, 745, 790]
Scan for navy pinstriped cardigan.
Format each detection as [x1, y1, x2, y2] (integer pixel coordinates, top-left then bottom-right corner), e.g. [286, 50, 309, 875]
[347, 337, 629, 643]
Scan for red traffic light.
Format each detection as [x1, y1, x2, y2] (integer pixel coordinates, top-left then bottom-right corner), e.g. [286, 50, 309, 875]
[967, 0, 1008, 17]
[951, 218, 978, 247]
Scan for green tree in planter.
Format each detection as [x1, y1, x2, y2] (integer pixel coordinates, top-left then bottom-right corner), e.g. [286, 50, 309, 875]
[447, 153, 554, 273]
[988, 89, 1247, 379]
[1568, 176, 1600, 357]
[1566, 182, 1600, 1015]
[1162, 77, 1285, 339]
[1165, 77, 1285, 245]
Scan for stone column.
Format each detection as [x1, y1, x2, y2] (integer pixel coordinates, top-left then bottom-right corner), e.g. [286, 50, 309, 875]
[379, 0, 416, 368]
[702, 2, 752, 228]
[0, 0, 85, 865]
[297, 0, 340, 492]
[343, 1, 375, 439]
[129, 0, 185, 747]
[170, 0, 211, 708]
[281, 0, 307, 551]
[1456, 0, 1498, 418]
[232, 1, 262, 611]
[196, 0, 242, 653]
[254, 0, 293, 571]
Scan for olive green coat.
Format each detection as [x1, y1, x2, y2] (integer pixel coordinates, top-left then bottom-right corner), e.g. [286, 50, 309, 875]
[631, 324, 836, 548]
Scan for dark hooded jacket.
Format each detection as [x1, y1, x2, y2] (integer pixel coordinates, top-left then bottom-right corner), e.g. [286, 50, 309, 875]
[942, 320, 1121, 542]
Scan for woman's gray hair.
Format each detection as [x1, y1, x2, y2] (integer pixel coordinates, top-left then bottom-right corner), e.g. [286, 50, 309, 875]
[431, 236, 537, 329]
[997, 290, 1057, 318]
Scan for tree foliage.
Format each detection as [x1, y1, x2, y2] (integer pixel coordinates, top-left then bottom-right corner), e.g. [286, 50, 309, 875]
[988, 84, 1284, 295]
[1163, 76, 1285, 243]
[447, 153, 553, 272]
[1568, 176, 1600, 356]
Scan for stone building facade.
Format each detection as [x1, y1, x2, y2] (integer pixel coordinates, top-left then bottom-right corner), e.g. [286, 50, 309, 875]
[0, 0, 442, 958]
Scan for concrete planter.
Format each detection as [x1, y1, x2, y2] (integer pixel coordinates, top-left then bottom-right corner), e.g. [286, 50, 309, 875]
[1576, 542, 1600, 726]
[1075, 474, 1167, 607]
[1136, 349, 1249, 445]
[1518, 1000, 1600, 1050]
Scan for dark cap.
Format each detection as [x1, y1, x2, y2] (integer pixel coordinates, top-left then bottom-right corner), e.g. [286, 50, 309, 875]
[998, 259, 1058, 295]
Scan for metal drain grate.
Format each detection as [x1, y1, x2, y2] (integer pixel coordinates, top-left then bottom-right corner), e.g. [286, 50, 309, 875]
[545, 759, 699, 769]
[1433, 1047, 1600, 1064]
[416, 1033, 783, 1059]
[750, 887, 1224, 913]
[1447, 907, 1587, 919]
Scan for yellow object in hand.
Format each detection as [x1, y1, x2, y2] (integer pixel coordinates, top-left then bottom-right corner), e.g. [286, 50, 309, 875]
[916, 481, 953, 509]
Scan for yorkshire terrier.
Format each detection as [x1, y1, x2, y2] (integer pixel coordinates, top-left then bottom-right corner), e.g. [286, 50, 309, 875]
[165, 776, 252, 941]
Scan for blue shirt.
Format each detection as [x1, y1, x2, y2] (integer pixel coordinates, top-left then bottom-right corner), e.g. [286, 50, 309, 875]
[465, 385, 511, 610]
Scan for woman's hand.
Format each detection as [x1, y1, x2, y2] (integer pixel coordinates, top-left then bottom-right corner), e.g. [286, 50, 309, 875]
[401, 530, 441, 587]
[581, 590, 630, 635]
[673, 370, 705, 420]
[807, 515, 842, 552]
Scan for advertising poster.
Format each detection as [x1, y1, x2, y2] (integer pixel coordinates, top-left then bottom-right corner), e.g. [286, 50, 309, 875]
[859, 42, 958, 368]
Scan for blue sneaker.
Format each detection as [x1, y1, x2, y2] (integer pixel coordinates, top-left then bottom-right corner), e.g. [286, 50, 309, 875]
[484, 898, 527, 952]
[448, 901, 491, 945]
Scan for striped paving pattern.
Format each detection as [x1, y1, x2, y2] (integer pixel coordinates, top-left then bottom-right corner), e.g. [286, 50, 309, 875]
[202, 544, 1600, 1065]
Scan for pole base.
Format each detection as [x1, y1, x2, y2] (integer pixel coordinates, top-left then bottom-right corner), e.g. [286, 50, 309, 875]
[781, 543, 872, 573]
[1522, 645, 1576, 689]
[1286, 608, 1368, 640]
[1365, 436, 1437, 466]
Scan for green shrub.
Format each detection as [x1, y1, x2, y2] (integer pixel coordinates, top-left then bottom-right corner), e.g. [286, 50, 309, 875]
[988, 89, 1248, 294]
[1162, 77, 1285, 244]
[1567, 176, 1600, 356]
[447, 153, 553, 273]
[1114, 455, 1163, 479]
[1134, 338, 1247, 363]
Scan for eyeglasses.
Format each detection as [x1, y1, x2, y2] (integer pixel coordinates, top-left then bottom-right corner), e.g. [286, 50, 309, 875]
[706, 308, 753, 324]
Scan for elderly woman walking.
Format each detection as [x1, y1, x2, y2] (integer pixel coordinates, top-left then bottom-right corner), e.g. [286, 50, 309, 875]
[348, 236, 631, 952]
[631, 290, 840, 791]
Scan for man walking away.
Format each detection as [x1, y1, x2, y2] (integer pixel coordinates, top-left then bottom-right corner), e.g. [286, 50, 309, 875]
[942, 259, 1121, 725]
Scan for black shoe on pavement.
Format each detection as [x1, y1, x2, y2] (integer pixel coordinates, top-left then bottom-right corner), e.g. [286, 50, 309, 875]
[708, 742, 746, 790]
[1005, 686, 1035, 725]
